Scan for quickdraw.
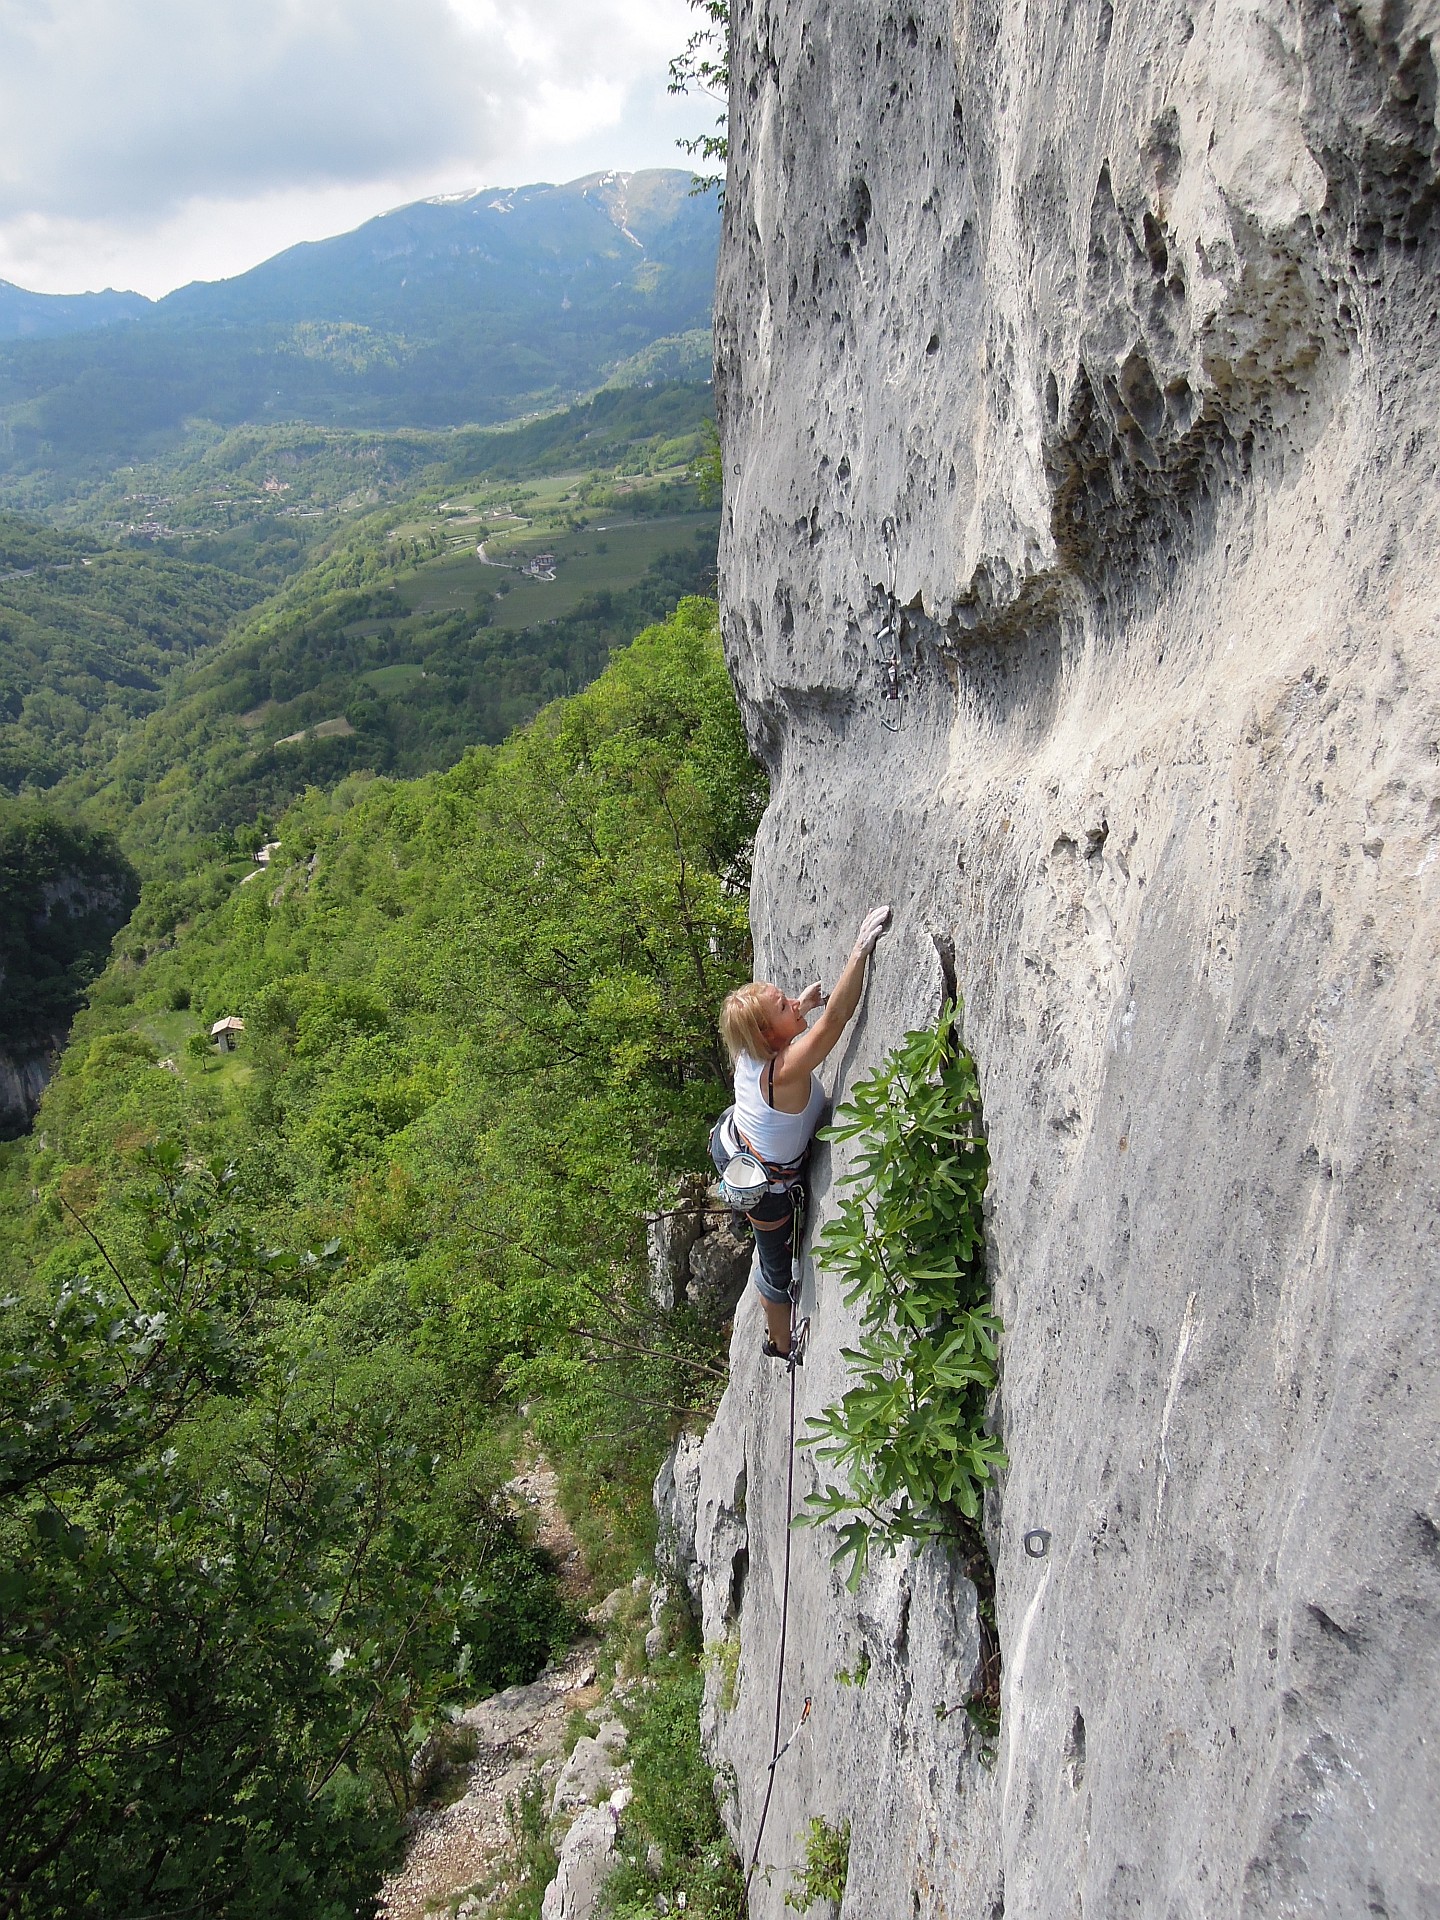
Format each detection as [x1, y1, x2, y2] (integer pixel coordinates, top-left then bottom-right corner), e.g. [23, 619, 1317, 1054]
[874, 599, 907, 734]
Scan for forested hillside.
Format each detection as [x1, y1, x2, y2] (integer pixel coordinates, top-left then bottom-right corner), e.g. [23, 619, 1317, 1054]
[0, 601, 762, 1917]
[0, 171, 718, 494]
[5, 381, 716, 847]
[0, 516, 269, 790]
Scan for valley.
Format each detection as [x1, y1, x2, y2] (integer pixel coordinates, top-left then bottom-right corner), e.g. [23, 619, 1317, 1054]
[3, 381, 718, 863]
[0, 148, 743, 1920]
[0, 171, 718, 502]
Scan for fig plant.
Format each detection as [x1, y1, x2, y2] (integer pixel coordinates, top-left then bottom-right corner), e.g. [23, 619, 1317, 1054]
[799, 1005, 1006, 1588]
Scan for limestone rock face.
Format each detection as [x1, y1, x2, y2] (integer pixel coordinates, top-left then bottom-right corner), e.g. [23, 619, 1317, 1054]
[0, 1045, 59, 1139]
[701, 0, 1440, 1914]
[646, 1199, 706, 1313]
[646, 1188, 752, 1321]
[687, 1212, 754, 1323]
[549, 1734, 624, 1820]
[655, 1430, 707, 1618]
[539, 1803, 619, 1920]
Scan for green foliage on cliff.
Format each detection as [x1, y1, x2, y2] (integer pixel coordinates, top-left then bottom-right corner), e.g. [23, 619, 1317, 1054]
[799, 1006, 1006, 1587]
[603, 1653, 745, 1918]
[669, 0, 731, 191]
[784, 1817, 851, 1912]
[0, 600, 763, 1915]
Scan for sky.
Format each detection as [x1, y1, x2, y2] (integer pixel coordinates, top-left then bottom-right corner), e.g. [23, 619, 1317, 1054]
[0, 0, 720, 300]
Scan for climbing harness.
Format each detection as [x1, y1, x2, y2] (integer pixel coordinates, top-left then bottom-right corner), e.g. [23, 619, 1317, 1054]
[743, 1272, 811, 1904]
[710, 1105, 810, 1207]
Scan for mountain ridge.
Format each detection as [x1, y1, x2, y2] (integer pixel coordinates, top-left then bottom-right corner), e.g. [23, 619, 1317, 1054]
[0, 170, 710, 339]
[0, 170, 719, 488]
[0, 280, 150, 341]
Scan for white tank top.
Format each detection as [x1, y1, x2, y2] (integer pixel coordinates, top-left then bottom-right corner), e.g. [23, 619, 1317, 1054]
[732, 1052, 828, 1166]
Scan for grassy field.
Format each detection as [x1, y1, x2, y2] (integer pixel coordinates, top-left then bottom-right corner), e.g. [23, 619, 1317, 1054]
[345, 466, 716, 644]
[132, 1006, 256, 1098]
[384, 471, 579, 544]
[486, 513, 718, 630]
[387, 510, 717, 629]
[359, 663, 428, 695]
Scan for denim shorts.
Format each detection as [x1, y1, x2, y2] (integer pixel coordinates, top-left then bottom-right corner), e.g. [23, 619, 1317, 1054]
[745, 1181, 807, 1302]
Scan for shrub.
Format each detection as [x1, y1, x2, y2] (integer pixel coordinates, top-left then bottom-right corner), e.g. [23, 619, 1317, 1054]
[784, 1817, 851, 1912]
[798, 1004, 1007, 1588]
[602, 1655, 743, 1917]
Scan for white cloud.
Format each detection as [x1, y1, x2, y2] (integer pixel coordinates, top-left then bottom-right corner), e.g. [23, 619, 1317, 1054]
[0, 0, 715, 295]
[0, 0, 503, 219]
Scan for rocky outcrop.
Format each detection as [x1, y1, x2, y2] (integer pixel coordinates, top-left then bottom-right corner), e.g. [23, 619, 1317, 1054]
[698, 0, 1440, 1913]
[0, 1040, 62, 1138]
[540, 1801, 624, 1920]
[0, 812, 138, 1137]
[541, 1722, 632, 1920]
[646, 1188, 755, 1324]
[549, 1721, 628, 1820]
[377, 1651, 604, 1920]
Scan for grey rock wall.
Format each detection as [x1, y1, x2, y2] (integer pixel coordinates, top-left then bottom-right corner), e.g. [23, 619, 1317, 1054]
[0, 1042, 60, 1137]
[695, 0, 1440, 1914]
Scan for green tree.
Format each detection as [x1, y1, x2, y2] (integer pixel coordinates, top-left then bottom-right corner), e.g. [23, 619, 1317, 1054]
[0, 1146, 566, 1919]
[0, 599, 764, 1913]
[669, 0, 731, 191]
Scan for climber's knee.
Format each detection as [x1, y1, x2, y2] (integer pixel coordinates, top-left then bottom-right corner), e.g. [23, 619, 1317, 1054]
[751, 1256, 794, 1305]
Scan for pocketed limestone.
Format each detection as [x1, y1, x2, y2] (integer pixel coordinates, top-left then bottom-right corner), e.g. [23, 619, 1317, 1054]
[701, 0, 1440, 1913]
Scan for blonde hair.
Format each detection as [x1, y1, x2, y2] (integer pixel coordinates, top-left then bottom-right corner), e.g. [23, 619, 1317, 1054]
[720, 982, 778, 1064]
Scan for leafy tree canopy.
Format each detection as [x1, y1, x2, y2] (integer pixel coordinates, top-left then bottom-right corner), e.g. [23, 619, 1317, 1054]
[0, 600, 765, 1916]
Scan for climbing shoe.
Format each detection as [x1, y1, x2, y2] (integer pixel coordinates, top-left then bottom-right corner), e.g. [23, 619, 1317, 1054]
[762, 1318, 810, 1368]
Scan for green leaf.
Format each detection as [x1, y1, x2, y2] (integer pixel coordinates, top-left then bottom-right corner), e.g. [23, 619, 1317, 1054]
[801, 1005, 1004, 1565]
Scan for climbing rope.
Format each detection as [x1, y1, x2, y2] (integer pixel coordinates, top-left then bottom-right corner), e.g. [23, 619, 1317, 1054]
[743, 1265, 809, 1907]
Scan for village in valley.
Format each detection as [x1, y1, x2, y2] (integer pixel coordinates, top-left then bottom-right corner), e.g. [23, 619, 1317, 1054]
[380, 457, 717, 633]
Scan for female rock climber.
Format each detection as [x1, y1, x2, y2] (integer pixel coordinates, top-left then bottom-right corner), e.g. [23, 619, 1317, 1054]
[714, 905, 892, 1359]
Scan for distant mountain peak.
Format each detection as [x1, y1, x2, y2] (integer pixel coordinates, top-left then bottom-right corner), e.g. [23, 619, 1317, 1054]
[0, 168, 718, 465]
